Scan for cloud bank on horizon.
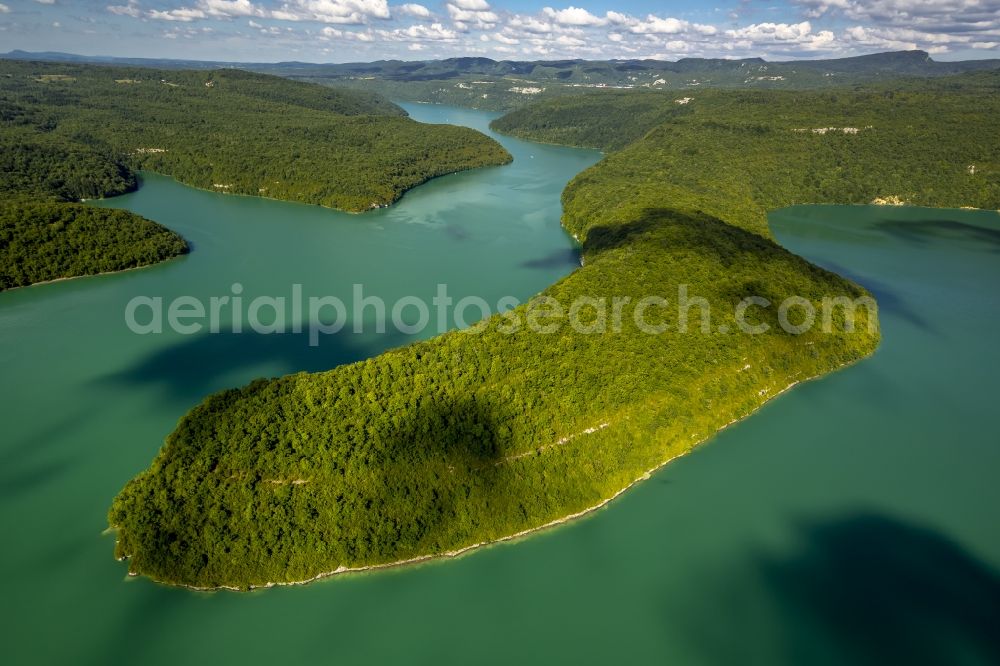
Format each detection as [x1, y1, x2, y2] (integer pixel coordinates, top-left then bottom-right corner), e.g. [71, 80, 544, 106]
[1, 0, 999, 62]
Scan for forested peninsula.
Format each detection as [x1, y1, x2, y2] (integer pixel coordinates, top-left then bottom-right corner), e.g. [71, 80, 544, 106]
[109, 72, 999, 590]
[0, 68, 187, 290]
[0, 60, 511, 289]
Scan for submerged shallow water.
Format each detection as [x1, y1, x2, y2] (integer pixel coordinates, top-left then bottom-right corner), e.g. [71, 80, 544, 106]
[1, 105, 998, 664]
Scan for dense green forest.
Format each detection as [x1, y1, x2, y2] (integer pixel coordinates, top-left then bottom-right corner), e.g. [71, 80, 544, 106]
[0, 84, 188, 288]
[0, 201, 188, 289]
[109, 73, 999, 590]
[0, 60, 511, 210]
[493, 74, 1000, 232]
[0, 60, 511, 288]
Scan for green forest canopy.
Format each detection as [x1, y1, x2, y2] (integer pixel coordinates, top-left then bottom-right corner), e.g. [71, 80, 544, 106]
[0, 60, 512, 288]
[0, 60, 511, 210]
[109, 73, 998, 590]
[0, 201, 188, 290]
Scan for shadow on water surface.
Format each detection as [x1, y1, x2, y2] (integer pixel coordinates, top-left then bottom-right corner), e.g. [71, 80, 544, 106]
[0, 457, 75, 501]
[873, 218, 1000, 254]
[679, 513, 1000, 665]
[520, 247, 581, 270]
[813, 259, 935, 335]
[763, 513, 1000, 665]
[443, 223, 470, 241]
[102, 578, 189, 666]
[0, 411, 90, 500]
[100, 327, 410, 399]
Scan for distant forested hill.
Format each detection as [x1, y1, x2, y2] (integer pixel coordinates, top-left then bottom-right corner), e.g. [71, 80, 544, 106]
[0, 60, 511, 210]
[0, 60, 511, 288]
[8, 49, 999, 113]
[491, 72, 1000, 232]
[264, 50, 1000, 111]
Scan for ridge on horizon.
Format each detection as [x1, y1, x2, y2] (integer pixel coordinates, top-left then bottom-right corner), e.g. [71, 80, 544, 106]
[4, 48, 1000, 69]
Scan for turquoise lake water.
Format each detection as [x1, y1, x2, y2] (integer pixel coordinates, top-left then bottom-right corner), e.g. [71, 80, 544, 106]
[1, 104, 998, 664]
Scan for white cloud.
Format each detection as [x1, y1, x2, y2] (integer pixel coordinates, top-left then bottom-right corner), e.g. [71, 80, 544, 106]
[134, 0, 392, 25]
[718, 20, 836, 52]
[844, 25, 1000, 54]
[553, 33, 585, 46]
[315, 20, 459, 47]
[605, 11, 631, 25]
[162, 24, 215, 39]
[0, 3, 9, 12]
[149, 8, 207, 21]
[507, 15, 553, 34]
[202, 0, 260, 17]
[843, 25, 939, 51]
[395, 3, 430, 19]
[281, 0, 390, 24]
[491, 31, 519, 44]
[500, 8, 795, 59]
[630, 16, 690, 35]
[76, 0, 1000, 60]
[446, 0, 497, 28]
[144, 0, 266, 23]
[542, 6, 605, 26]
[108, 2, 141, 18]
[796, 0, 852, 18]
[876, 26, 971, 44]
[787, 1, 1000, 57]
[382, 21, 458, 40]
[726, 21, 815, 42]
[321, 25, 375, 40]
[34, 0, 56, 4]
[449, 0, 490, 9]
[799, 0, 1000, 38]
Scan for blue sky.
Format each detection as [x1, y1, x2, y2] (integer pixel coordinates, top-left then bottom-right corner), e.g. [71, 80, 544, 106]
[1, 0, 998, 62]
